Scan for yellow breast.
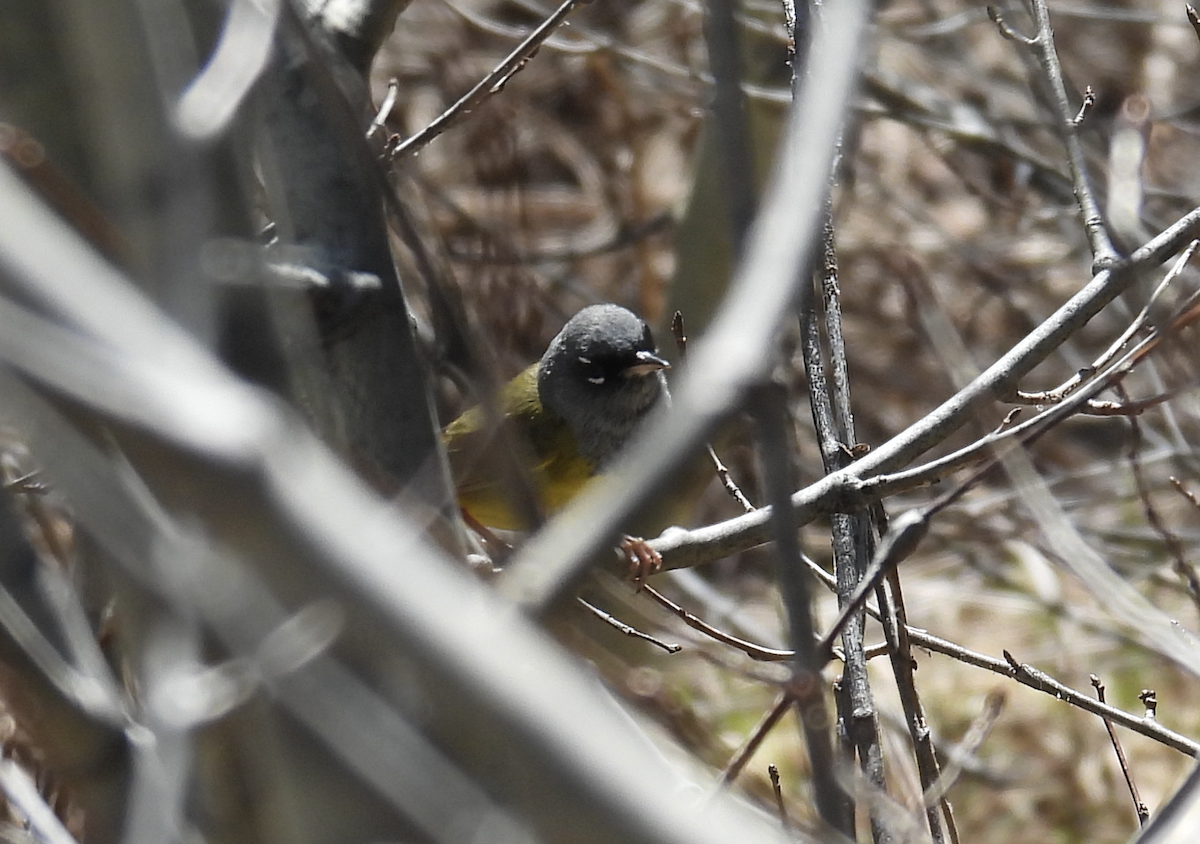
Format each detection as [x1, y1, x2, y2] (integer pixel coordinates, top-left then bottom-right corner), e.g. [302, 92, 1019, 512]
[443, 365, 597, 530]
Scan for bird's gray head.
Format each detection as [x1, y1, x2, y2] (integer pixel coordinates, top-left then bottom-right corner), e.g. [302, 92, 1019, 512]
[538, 304, 669, 467]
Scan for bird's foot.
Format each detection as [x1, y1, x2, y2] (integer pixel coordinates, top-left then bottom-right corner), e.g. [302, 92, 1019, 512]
[461, 509, 512, 570]
[620, 535, 662, 588]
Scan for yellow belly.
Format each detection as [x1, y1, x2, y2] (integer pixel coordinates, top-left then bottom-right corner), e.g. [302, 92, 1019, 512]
[443, 365, 598, 530]
[454, 448, 595, 530]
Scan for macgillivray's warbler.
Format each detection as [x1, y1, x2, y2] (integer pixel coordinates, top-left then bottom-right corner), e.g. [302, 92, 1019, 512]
[442, 304, 683, 576]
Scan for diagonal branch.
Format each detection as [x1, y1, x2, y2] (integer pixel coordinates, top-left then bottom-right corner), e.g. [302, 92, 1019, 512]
[388, 0, 587, 159]
[651, 205, 1200, 572]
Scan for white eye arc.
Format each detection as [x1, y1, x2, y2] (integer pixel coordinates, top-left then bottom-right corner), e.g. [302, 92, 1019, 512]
[577, 356, 592, 365]
[587, 375, 606, 385]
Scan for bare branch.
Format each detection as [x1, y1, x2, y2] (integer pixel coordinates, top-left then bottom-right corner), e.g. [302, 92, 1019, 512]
[1023, 0, 1119, 267]
[652, 206, 1200, 573]
[1091, 675, 1150, 827]
[388, 0, 588, 159]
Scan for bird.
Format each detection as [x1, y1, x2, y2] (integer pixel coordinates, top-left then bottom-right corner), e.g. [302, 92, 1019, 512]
[442, 304, 673, 575]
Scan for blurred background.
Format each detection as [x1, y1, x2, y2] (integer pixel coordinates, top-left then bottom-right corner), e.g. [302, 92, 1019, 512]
[2, 0, 1200, 842]
[381, 0, 1200, 839]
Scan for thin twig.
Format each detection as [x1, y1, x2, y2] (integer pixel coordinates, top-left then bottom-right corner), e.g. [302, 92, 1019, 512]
[879, 570, 949, 844]
[1023, 0, 1119, 267]
[1077, 382, 1194, 416]
[867, 343, 1198, 502]
[708, 446, 755, 513]
[652, 206, 1200, 573]
[388, 0, 587, 159]
[1071, 86, 1096, 126]
[671, 311, 755, 512]
[699, 554, 1200, 758]
[767, 764, 791, 832]
[1139, 689, 1158, 718]
[575, 598, 682, 654]
[1170, 476, 1200, 512]
[2, 469, 45, 494]
[1119, 386, 1200, 622]
[716, 693, 791, 786]
[922, 690, 1006, 806]
[1015, 240, 1200, 404]
[986, 6, 1036, 45]
[639, 584, 791, 661]
[367, 78, 399, 139]
[928, 631, 1200, 756]
[1003, 652, 1199, 755]
[815, 511, 928, 664]
[1090, 675, 1150, 826]
[803, 558, 1200, 757]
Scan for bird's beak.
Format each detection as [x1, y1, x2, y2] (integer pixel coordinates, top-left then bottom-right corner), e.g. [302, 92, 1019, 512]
[623, 350, 671, 378]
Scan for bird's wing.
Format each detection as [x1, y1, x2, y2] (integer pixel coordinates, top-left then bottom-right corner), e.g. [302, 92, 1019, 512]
[443, 366, 593, 529]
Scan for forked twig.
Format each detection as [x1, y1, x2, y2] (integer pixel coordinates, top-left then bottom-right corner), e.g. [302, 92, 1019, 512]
[1018, 0, 1118, 266]
[1002, 652, 1198, 756]
[804, 557, 1200, 756]
[986, 6, 1036, 45]
[1016, 240, 1200, 404]
[1090, 675, 1149, 826]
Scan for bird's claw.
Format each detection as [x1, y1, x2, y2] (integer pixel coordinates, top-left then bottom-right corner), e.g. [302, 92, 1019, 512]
[621, 536, 662, 589]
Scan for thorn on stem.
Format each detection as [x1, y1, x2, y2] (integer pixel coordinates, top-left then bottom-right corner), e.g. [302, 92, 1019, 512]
[768, 764, 790, 830]
[1072, 86, 1096, 126]
[1139, 689, 1157, 718]
[992, 408, 1022, 434]
[671, 310, 687, 358]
